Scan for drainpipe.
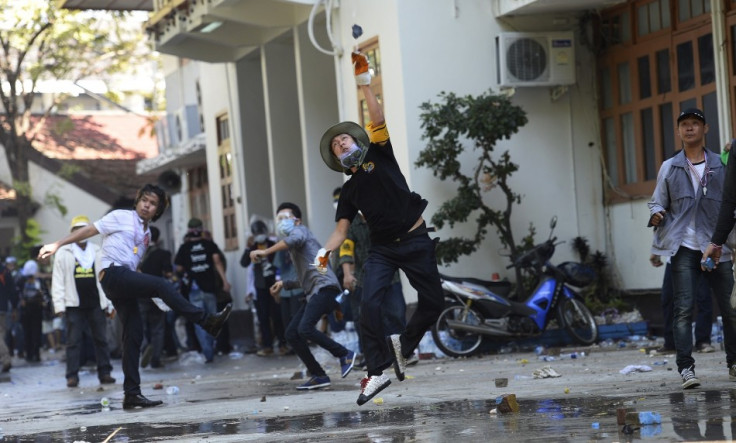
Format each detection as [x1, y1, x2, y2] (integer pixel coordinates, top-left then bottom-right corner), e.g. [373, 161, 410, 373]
[712, 0, 732, 147]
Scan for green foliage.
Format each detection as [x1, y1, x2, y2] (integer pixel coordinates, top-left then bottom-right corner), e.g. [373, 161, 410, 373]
[57, 163, 80, 180]
[0, 1, 153, 246]
[11, 218, 43, 262]
[51, 117, 75, 137]
[44, 191, 67, 217]
[416, 90, 529, 265]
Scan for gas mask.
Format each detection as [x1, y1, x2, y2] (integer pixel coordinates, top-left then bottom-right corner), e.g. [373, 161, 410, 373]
[339, 144, 364, 169]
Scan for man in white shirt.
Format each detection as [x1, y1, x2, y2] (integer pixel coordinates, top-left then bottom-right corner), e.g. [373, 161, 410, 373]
[39, 184, 232, 409]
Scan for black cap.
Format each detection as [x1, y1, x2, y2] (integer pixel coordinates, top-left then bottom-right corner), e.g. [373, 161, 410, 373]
[677, 108, 706, 124]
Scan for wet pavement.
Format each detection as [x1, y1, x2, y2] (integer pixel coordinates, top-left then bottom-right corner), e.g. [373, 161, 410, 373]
[1, 340, 736, 442]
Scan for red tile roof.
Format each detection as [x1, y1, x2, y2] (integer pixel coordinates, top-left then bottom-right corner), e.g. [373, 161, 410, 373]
[32, 114, 158, 160]
[21, 113, 162, 205]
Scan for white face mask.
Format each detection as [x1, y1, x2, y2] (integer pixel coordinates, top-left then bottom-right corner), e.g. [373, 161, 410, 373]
[254, 234, 267, 244]
[277, 218, 296, 237]
[339, 144, 363, 169]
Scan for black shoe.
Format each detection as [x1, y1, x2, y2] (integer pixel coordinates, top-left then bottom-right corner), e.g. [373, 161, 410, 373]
[200, 303, 232, 338]
[123, 394, 163, 410]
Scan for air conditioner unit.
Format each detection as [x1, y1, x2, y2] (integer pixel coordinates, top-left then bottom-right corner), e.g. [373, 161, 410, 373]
[496, 32, 576, 87]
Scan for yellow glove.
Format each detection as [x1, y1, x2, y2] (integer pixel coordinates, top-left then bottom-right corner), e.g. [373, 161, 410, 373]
[351, 51, 371, 86]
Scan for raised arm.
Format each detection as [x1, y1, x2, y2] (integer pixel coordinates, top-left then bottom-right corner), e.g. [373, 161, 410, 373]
[38, 224, 100, 260]
[352, 51, 384, 126]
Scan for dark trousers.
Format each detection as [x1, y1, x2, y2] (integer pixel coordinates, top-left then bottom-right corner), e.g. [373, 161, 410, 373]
[254, 287, 285, 349]
[661, 262, 713, 349]
[362, 234, 444, 376]
[350, 282, 406, 354]
[280, 294, 304, 336]
[139, 300, 165, 366]
[100, 265, 205, 395]
[21, 304, 43, 361]
[65, 307, 113, 379]
[285, 287, 348, 377]
[670, 247, 736, 372]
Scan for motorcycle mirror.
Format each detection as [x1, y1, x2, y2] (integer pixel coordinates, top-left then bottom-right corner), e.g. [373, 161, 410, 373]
[548, 216, 558, 241]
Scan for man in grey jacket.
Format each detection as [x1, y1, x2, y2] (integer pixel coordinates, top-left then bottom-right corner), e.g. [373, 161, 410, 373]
[51, 215, 116, 388]
[648, 108, 735, 389]
[251, 202, 356, 390]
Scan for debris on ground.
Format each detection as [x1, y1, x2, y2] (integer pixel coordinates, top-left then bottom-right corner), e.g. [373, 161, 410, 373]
[532, 366, 561, 379]
[619, 365, 652, 375]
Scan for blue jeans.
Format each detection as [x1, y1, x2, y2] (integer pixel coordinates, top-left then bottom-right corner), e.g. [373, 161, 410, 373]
[671, 247, 736, 372]
[285, 286, 349, 377]
[661, 263, 713, 349]
[189, 289, 218, 361]
[362, 234, 444, 376]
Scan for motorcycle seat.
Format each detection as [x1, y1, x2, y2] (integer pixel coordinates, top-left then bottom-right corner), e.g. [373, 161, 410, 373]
[439, 274, 513, 297]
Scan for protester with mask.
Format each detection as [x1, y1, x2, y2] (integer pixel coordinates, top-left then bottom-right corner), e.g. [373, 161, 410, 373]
[253, 203, 356, 390]
[317, 52, 444, 405]
[51, 215, 116, 387]
[240, 219, 286, 356]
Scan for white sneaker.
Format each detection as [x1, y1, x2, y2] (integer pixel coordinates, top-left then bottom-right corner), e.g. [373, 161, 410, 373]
[680, 366, 701, 389]
[387, 334, 406, 381]
[356, 374, 391, 406]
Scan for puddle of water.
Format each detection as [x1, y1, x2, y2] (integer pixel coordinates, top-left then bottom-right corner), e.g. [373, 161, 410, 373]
[5, 390, 736, 442]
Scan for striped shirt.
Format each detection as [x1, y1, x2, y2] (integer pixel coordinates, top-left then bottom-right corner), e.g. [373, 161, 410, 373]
[94, 209, 150, 271]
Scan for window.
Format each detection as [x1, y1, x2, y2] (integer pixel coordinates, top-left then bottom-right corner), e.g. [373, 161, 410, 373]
[598, 1, 717, 202]
[216, 114, 237, 250]
[678, 0, 710, 22]
[196, 81, 204, 132]
[637, 0, 671, 36]
[187, 166, 210, 233]
[356, 37, 383, 127]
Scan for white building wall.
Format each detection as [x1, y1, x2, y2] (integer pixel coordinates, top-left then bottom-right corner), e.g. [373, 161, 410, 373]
[328, 1, 610, 285]
[0, 146, 109, 254]
[162, 0, 662, 299]
[197, 61, 251, 309]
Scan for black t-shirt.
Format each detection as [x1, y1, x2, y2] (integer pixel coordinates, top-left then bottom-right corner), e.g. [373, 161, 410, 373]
[174, 239, 221, 293]
[140, 245, 173, 277]
[240, 239, 277, 290]
[335, 139, 427, 244]
[73, 260, 98, 309]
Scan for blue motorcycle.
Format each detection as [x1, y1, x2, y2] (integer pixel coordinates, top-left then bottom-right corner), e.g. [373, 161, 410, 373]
[431, 217, 599, 357]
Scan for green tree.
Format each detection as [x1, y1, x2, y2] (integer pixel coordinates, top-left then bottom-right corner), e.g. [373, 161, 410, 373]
[416, 90, 529, 269]
[0, 1, 151, 248]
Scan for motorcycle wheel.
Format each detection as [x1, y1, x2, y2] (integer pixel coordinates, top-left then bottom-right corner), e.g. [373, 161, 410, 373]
[557, 297, 598, 345]
[431, 304, 484, 358]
